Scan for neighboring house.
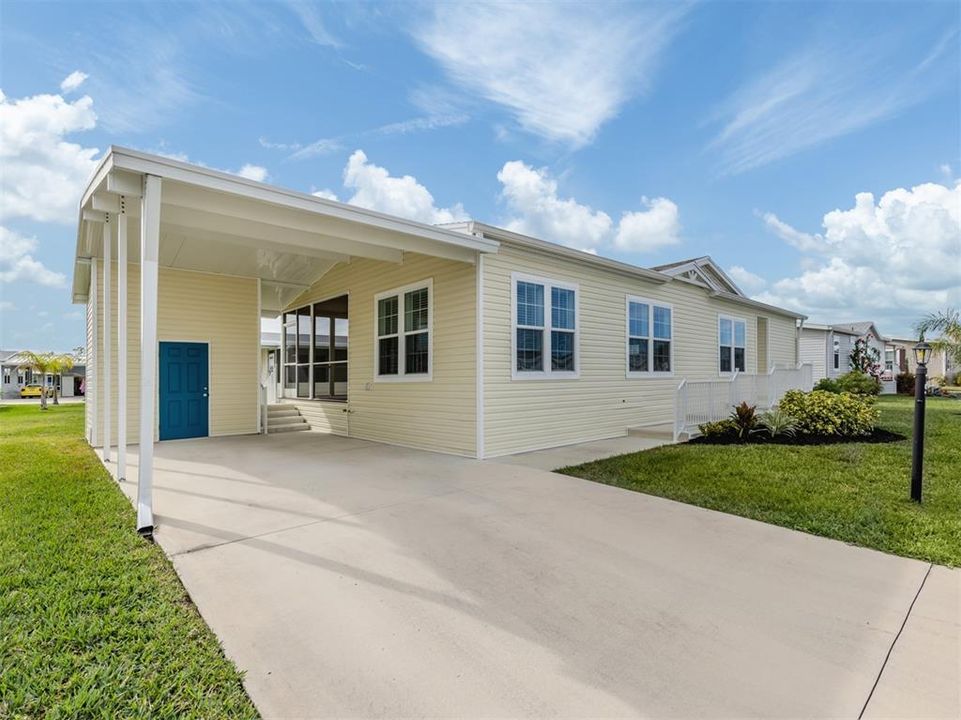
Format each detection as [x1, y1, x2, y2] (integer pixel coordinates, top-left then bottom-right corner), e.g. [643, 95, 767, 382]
[800, 321, 889, 382]
[72, 148, 809, 529]
[0, 350, 85, 398]
[887, 337, 957, 382]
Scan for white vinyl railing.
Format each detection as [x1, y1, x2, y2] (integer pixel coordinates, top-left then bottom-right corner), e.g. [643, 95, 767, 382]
[673, 363, 814, 441]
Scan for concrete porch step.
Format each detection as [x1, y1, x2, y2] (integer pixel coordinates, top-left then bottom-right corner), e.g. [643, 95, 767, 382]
[268, 419, 310, 433]
[268, 407, 301, 418]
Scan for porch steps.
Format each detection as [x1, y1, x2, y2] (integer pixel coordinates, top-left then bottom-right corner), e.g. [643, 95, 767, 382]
[267, 404, 310, 433]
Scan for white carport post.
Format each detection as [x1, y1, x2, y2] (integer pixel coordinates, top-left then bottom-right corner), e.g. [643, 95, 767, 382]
[137, 174, 161, 536]
[117, 198, 128, 481]
[102, 214, 112, 463]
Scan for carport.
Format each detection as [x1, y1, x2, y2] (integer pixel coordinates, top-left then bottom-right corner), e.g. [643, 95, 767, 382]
[103, 432, 959, 718]
[72, 147, 497, 535]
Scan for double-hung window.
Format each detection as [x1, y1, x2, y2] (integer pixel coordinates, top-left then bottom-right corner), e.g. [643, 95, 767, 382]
[719, 315, 746, 373]
[627, 297, 673, 375]
[834, 339, 841, 370]
[375, 280, 432, 380]
[512, 274, 578, 378]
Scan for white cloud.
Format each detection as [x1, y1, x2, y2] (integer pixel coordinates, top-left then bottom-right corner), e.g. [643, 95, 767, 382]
[0, 301, 15, 311]
[759, 211, 826, 253]
[614, 197, 682, 252]
[60, 71, 88, 93]
[236, 164, 268, 182]
[0, 84, 99, 224]
[727, 265, 767, 294]
[340, 150, 468, 224]
[756, 181, 961, 335]
[288, 114, 467, 161]
[311, 189, 338, 201]
[285, 0, 341, 47]
[497, 161, 611, 250]
[0, 227, 67, 287]
[497, 160, 682, 254]
[708, 31, 954, 174]
[412, 2, 685, 147]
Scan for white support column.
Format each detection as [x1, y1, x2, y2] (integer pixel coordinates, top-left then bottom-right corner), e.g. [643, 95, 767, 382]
[102, 215, 112, 463]
[137, 175, 161, 536]
[117, 199, 128, 481]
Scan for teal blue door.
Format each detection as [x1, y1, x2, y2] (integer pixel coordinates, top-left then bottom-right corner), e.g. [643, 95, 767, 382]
[159, 342, 209, 440]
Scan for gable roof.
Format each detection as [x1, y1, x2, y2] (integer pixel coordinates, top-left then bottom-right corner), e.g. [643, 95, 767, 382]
[650, 256, 745, 296]
[831, 321, 883, 339]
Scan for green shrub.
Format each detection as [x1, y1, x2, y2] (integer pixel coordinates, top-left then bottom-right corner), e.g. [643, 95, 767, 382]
[757, 407, 798, 438]
[896, 372, 915, 395]
[817, 372, 880, 396]
[779, 389, 878, 437]
[814, 377, 841, 393]
[698, 419, 737, 438]
[729, 401, 758, 439]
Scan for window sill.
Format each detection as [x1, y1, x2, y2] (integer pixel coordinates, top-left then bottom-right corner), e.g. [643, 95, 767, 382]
[626, 371, 674, 379]
[373, 374, 433, 383]
[511, 371, 580, 381]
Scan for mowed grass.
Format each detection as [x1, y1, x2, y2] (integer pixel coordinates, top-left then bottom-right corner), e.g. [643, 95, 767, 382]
[562, 396, 961, 566]
[0, 404, 259, 719]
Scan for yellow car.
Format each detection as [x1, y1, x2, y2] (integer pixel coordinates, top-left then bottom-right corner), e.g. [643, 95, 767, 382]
[20, 384, 46, 398]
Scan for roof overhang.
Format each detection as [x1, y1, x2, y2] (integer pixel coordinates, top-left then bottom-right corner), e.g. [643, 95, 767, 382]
[72, 146, 499, 313]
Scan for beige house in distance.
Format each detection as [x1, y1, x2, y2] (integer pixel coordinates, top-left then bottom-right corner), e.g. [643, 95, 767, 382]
[74, 147, 808, 533]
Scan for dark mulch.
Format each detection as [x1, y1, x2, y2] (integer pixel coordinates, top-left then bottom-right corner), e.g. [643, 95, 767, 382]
[690, 428, 906, 446]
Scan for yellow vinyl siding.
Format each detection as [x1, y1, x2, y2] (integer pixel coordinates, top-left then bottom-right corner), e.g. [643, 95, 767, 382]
[482, 243, 800, 457]
[286, 253, 476, 456]
[91, 263, 259, 445]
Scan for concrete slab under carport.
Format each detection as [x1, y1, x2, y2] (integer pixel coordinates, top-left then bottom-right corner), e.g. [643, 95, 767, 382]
[104, 432, 960, 719]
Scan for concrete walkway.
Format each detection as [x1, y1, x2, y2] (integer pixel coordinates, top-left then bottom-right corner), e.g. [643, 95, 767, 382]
[104, 432, 959, 719]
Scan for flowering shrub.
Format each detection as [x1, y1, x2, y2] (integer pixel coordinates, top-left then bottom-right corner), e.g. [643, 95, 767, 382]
[779, 389, 878, 437]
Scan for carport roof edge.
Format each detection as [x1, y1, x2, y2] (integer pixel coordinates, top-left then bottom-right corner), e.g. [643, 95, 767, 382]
[72, 146, 499, 302]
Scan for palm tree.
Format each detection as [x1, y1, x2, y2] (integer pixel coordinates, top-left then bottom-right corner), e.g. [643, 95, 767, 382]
[14, 351, 58, 410]
[48, 354, 75, 405]
[916, 308, 961, 367]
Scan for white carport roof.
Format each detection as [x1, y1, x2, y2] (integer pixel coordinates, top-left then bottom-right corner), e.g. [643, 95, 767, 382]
[72, 147, 498, 314]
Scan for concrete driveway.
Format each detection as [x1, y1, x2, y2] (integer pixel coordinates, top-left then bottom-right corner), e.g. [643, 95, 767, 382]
[108, 433, 959, 719]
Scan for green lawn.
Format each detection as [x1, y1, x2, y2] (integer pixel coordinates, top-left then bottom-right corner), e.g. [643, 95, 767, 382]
[562, 396, 961, 567]
[0, 404, 259, 719]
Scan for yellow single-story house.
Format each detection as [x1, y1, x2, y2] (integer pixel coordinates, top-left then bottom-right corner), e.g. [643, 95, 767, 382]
[74, 147, 809, 534]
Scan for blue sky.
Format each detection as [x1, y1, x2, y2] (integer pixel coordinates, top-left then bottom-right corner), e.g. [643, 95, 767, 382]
[1, 0, 959, 351]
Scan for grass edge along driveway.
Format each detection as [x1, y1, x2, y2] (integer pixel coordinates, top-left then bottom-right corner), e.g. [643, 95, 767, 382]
[562, 396, 961, 567]
[0, 404, 259, 719]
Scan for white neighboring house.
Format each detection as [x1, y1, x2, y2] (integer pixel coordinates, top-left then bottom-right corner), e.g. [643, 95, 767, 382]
[0, 349, 86, 399]
[800, 322, 890, 382]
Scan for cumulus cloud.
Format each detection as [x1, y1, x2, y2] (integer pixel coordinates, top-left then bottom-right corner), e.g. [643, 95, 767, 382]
[614, 197, 682, 252]
[236, 163, 268, 182]
[311, 189, 338, 201]
[60, 71, 89, 93]
[0, 227, 67, 287]
[497, 160, 682, 254]
[341, 150, 468, 224]
[412, 2, 686, 147]
[727, 265, 767, 294]
[756, 181, 961, 334]
[758, 211, 826, 253]
[0, 80, 100, 224]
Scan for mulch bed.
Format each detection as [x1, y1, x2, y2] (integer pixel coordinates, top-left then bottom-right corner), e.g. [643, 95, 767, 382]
[690, 428, 906, 446]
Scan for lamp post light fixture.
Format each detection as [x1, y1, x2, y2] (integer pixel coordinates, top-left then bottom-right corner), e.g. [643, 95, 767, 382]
[911, 341, 931, 503]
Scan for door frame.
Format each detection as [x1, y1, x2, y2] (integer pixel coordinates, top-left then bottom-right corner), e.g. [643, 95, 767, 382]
[158, 339, 212, 441]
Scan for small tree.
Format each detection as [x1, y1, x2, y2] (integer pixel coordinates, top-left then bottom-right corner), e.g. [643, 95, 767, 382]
[849, 336, 881, 378]
[14, 351, 58, 410]
[48, 354, 75, 405]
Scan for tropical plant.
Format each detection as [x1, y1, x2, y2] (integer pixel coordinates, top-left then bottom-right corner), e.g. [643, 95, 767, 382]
[849, 336, 881, 378]
[756, 407, 798, 438]
[14, 351, 58, 410]
[697, 419, 737, 438]
[729, 401, 758, 440]
[779, 389, 878, 437]
[916, 308, 961, 367]
[47, 354, 75, 405]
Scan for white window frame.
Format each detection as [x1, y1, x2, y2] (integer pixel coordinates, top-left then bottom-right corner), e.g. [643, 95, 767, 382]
[374, 278, 433, 382]
[510, 272, 579, 380]
[625, 296, 674, 378]
[2, 369, 10, 385]
[718, 314, 747, 374]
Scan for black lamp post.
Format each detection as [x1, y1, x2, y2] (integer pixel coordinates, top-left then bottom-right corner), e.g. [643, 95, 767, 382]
[911, 341, 931, 502]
